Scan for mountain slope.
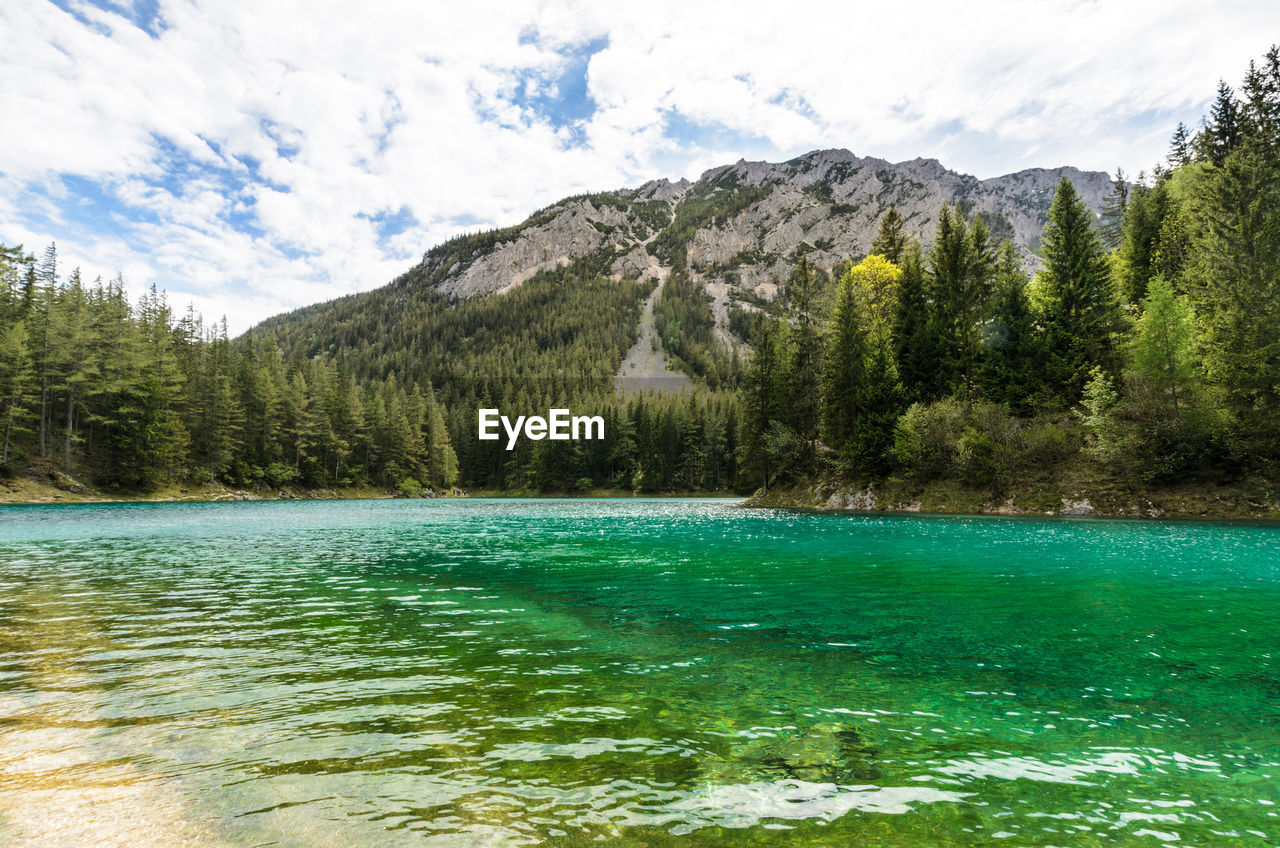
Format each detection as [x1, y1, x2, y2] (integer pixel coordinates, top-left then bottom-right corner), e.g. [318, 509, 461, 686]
[410, 148, 1109, 301]
[251, 149, 1111, 392]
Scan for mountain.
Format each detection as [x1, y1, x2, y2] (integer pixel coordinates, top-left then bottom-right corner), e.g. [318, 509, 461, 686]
[251, 149, 1112, 394]
[409, 147, 1108, 299]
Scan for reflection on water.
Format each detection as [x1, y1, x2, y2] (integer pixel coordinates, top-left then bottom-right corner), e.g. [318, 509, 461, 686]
[1, 498, 1278, 846]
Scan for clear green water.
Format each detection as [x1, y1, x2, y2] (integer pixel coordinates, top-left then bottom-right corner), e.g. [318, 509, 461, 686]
[1, 499, 1278, 846]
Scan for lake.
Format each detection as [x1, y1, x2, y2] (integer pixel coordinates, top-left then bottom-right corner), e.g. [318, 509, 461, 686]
[1, 498, 1278, 846]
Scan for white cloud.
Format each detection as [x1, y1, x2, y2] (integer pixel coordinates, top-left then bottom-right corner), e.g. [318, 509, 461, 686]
[1, 0, 1277, 331]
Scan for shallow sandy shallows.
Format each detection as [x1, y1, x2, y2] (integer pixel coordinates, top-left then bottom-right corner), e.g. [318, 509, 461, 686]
[0, 586, 215, 847]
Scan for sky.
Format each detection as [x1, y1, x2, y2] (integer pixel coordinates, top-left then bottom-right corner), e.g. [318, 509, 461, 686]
[2, 1, 1277, 333]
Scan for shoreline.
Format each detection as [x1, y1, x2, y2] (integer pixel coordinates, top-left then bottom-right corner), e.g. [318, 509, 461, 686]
[0, 473, 741, 507]
[742, 473, 1280, 523]
[5, 470, 1278, 523]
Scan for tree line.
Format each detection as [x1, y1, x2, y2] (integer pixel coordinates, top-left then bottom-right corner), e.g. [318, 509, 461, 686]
[0, 248, 460, 494]
[0, 247, 747, 494]
[738, 46, 1280, 492]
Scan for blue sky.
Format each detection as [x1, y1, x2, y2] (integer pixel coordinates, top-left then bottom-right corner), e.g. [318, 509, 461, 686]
[2, 0, 1277, 331]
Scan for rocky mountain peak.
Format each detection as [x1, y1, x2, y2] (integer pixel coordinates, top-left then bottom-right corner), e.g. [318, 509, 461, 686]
[407, 150, 1114, 331]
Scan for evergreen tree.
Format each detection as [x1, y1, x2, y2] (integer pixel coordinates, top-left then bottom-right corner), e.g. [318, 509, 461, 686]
[1188, 136, 1280, 451]
[781, 255, 823, 467]
[893, 241, 943, 403]
[870, 208, 908, 263]
[1206, 81, 1242, 165]
[740, 314, 783, 489]
[927, 207, 994, 397]
[977, 243, 1043, 411]
[1039, 177, 1121, 399]
[49, 268, 97, 471]
[0, 321, 34, 465]
[1099, 168, 1129, 250]
[1169, 123, 1192, 167]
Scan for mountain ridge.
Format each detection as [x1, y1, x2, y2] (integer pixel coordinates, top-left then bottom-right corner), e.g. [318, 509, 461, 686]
[398, 148, 1109, 310]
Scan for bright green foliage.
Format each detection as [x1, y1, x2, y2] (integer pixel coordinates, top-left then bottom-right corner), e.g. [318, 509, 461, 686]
[892, 399, 1023, 492]
[1151, 209, 1191, 283]
[1131, 275, 1198, 415]
[1039, 177, 1121, 398]
[822, 256, 903, 474]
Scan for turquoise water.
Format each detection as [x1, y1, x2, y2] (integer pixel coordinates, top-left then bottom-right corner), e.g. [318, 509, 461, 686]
[0, 498, 1278, 846]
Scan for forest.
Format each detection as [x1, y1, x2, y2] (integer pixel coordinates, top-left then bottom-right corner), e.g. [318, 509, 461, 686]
[0, 248, 744, 495]
[2, 46, 1277, 502]
[738, 46, 1280, 498]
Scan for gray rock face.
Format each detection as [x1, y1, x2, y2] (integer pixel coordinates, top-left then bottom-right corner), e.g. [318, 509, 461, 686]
[409, 147, 1112, 330]
[1060, 498, 1097, 516]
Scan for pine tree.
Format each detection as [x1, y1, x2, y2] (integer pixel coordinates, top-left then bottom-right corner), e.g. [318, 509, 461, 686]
[33, 243, 56, 457]
[893, 242, 943, 403]
[1099, 168, 1129, 250]
[870, 209, 908, 263]
[1169, 123, 1192, 167]
[1039, 177, 1121, 399]
[49, 268, 98, 472]
[977, 243, 1043, 411]
[782, 254, 823, 467]
[927, 207, 995, 397]
[424, 384, 459, 488]
[1207, 81, 1242, 166]
[1117, 176, 1170, 303]
[740, 314, 782, 489]
[1188, 135, 1280, 449]
[0, 320, 34, 465]
[822, 266, 869, 456]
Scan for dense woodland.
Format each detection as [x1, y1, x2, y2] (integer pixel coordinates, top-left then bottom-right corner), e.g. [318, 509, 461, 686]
[0, 249, 744, 494]
[2, 47, 1278, 499]
[739, 47, 1280, 494]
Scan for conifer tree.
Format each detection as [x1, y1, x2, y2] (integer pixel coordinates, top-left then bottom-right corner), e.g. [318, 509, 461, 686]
[1206, 81, 1242, 165]
[870, 209, 908, 263]
[893, 242, 942, 403]
[927, 207, 994, 397]
[1099, 168, 1129, 250]
[977, 243, 1043, 411]
[1117, 176, 1169, 303]
[782, 255, 823, 467]
[1039, 177, 1121, 399]
[0, 321, 34, 465]
[740, 314, 782, 489]
[1169, 123, 1192, 167]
